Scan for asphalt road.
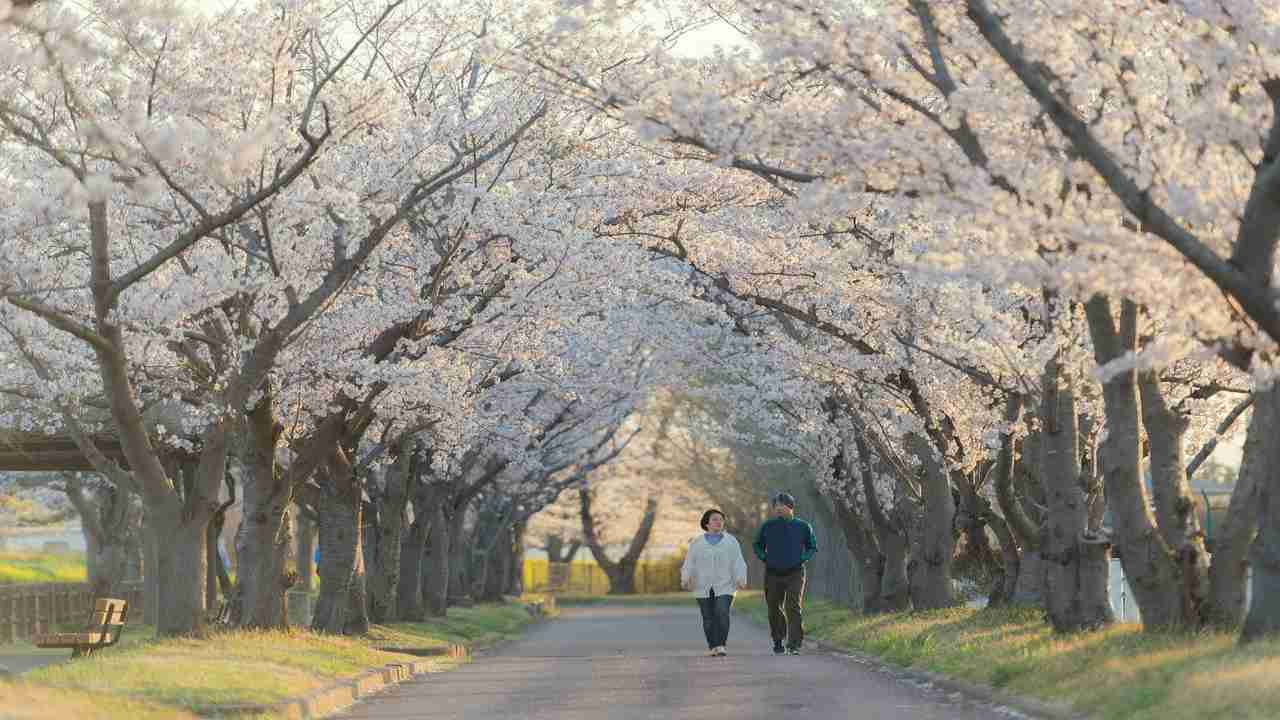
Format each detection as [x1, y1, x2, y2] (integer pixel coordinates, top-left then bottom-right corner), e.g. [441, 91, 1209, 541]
[334, 605, 1027, 720]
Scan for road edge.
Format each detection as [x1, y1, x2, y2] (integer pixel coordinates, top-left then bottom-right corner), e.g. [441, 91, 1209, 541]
[204, 598, 557, 718]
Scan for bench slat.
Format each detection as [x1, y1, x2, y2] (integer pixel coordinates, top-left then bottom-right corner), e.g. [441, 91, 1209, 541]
[94, 598, 127, 613]
[34, 631, 108, 648]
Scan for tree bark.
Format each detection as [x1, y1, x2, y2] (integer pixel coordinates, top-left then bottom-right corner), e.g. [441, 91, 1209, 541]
[1085, 296, 1182, 630]
[366, 444, 412, 624]
[1138, 369, 1211, 627]
[507, 521, 526, 596]
[398, 476, 436, 621]
[905, 433, 955, 610]
[851, 432, 909, 611]
[1240, 387, 1280, 642]
[1206, 389, 1270, 629]
[312, 450, 365, 635]
[296, 511, 316, 593]
[423, 502, 451, 616]
[234, 393, 293, 629]
[1040, 335, 1113, 632]
[66, 474, 132, 600]
[580, 490, 658, 595]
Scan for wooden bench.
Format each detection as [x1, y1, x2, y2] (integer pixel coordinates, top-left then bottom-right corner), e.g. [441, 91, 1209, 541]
[34, 598, 128, 658]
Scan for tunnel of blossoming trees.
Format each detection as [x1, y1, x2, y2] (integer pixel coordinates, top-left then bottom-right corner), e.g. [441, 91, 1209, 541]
[1, 0, 1278, 649]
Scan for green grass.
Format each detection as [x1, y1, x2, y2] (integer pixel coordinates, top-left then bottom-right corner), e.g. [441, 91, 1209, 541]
[735, 596, 1280, 720]
[0, 552, 87, 585]
[0, 601, 538, 720]
[368, 603, 539, 650]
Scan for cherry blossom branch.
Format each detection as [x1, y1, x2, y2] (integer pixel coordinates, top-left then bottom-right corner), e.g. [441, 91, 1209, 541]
[964, 0, 1280, 348]
[1186, 394, 1255, 479]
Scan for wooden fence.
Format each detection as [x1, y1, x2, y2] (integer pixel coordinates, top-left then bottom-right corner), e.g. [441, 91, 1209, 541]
[0, 581, 144, 644]
[523, 558, 681, 595]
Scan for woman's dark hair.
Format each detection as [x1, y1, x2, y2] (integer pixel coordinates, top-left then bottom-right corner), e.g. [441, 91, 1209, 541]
[700, 508, 726, 531]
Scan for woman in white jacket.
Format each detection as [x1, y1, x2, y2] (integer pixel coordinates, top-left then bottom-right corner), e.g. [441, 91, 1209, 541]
[680, 508, 749, 656]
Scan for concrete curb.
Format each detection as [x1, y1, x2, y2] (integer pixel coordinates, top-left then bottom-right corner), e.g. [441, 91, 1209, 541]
[200, 597, 558, 719]
[804, 638, 1088, 720]
[203, 651, 465, 719]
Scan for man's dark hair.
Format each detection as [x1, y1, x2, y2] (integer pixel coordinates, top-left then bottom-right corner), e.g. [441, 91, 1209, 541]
[700, 508, 726, 531]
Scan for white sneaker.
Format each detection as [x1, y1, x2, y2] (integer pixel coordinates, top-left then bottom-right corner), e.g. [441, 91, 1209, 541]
[715, 647, 727, 656]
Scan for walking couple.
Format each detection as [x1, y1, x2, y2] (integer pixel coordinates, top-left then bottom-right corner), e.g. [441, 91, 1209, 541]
[679, 492, 818, 656]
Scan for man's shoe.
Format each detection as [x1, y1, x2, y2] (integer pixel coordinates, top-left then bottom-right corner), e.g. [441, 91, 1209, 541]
[773, 642, 785, 655]
[786, 647, 801, 655]
[714, 646, 726, 656]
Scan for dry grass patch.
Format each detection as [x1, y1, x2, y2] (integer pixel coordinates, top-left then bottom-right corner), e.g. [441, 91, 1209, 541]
[736, 596, 1280, 719]
[0, 681, 206, 720]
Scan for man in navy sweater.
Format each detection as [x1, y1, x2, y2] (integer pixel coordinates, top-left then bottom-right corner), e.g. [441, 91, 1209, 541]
[752, 492, 818, 655]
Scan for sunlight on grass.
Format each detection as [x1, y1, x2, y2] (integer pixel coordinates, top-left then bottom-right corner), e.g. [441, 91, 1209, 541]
[4, 602, 535, 718]
[0, 552, 87, 584]
[736, 596, 1280, 720]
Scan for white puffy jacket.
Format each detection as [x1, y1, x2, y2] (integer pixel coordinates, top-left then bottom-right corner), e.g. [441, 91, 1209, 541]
[680, 532, 749, 598]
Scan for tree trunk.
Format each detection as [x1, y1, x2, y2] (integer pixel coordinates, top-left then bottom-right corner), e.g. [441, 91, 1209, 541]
[1040, 338, 1113, 632]
[480, 525, 513, 602]
[312, 454, 364, 635]
[397, 479, 436, 621]
[1085, 296, 1183, 629]
[580, 490, 658, 595]
[66, 475, 131, 600]
[423, 501, 450, 617]
[296, 512, 316, 593]
[446, 506, 469, 603]
[150, 497, 209, 637]
[143, 511, 160, 625]
[1206, 388, 1271, 629]
[1139, 369, 1211, 627]
[234, 395, 294, 629]
[366, 446, 412, 624]
[851, 433, 910, 611]
[1240, 387, 1280, 642]
[905, 434, 955, 610]
[507, 522, 526, 596]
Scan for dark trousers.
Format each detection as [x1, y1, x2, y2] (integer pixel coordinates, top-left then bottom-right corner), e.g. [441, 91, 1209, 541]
[764, 566, 806, 648]
[696, 590, 734, 649]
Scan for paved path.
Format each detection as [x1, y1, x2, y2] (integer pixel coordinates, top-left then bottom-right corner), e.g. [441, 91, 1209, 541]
[336, 605, 1029, 720]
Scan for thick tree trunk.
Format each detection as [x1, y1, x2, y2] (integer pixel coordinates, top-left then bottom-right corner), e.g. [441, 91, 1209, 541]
[507, 522, 526, 596]
[423, 502, 451, 617]
[905, 434, 954, 610]
[143, 511, 160, 625]
[1085, 296, 1183, 629]
[397, 479, 437, 621]
[851, 434, 909, 611]
[234, 396, 293, 629]
[366, 446, 412, 624]
[1206, 389, 1270, 629]
[830, 494, 883, 613]
[296, 512, 316, 593]
[1040, 343, 1113, 632]
[1139, 370, 1211, 627]
[446, 507, 469, 603]
[67, 475, 132, 600]
[312, 454, 364, 635]
[150, 498, 209, 636]
[1241, 388, 1280, 641]
[480, 525, 513, 602]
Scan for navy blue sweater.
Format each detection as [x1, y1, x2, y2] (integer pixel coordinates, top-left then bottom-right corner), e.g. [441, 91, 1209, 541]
[752, 517, 817, 573]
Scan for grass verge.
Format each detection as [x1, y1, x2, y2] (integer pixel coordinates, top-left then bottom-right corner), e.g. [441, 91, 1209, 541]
[0, 552, 87, 584]
[0, 602, 538, 720]
[735, 595, 1280, 720]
